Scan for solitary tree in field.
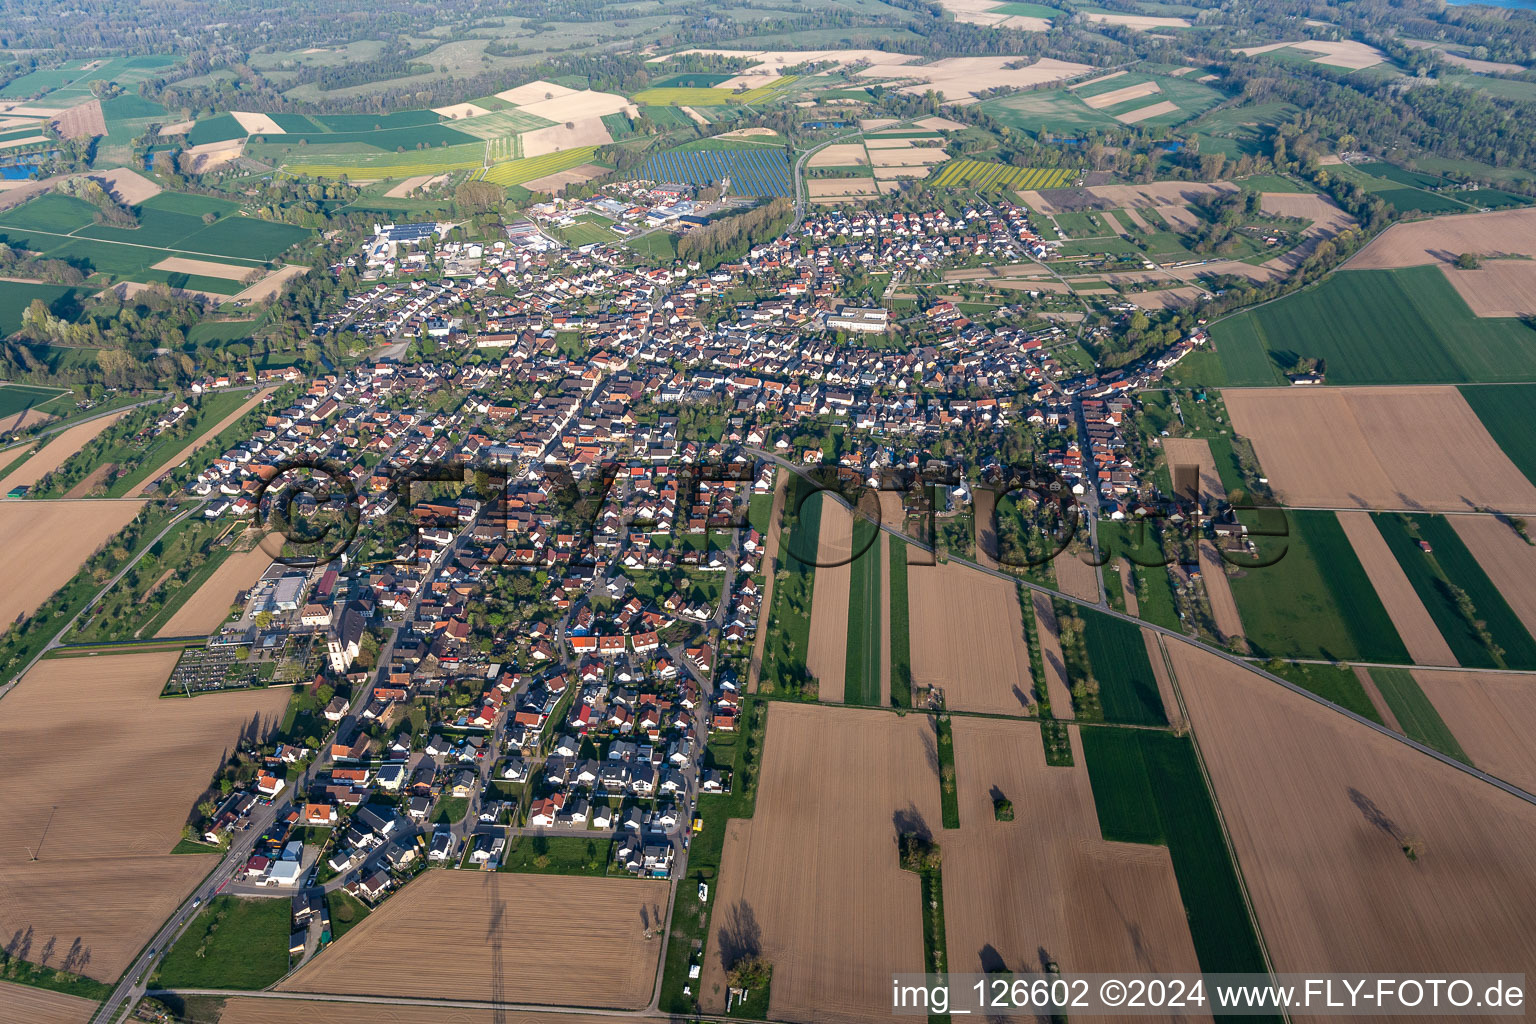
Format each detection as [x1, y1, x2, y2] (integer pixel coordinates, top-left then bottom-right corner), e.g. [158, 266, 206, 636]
[1455, 252, 1482, 270]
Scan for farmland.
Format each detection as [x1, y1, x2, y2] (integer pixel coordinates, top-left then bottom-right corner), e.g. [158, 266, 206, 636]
[698, 703, 936, 1024]
[0, 651, 289, 981]
[1412, 670, 1536, 793]
[941, 718, 1205, 985]
[279, 871, 668, 1006]
[476, 146, 599, 186]
[1227, 509, 1411, 663]
[1367, 667, 1469, 763]
[806, 496, 854, 701]
[1450, 516, 1536, 641]
[928, 159, 1075, 189]
[631, 77, 797, 106]
[906, 560, 1035, 715]
[1460, 384, 1536, 486]
[981, 71, 1225, 135]
[1078, 608, 1167, 726]
[639, 146, 793, 197]
[1373, 513, 1536, 670]
[1223, 386, 1536, 514]
[1211, 267, 1536, 385]
[843, 523, 883, 706]
[0, 498, 145, 632]
[1171, 640, 1536, 983]
[1079, 723, 1272, 976]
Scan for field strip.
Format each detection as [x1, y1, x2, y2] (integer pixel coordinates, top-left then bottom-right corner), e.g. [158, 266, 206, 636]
[908, 559, 1034, 715]
[1118, 557, 1140, 616]
[1032, 589, 1074, 718]
[1144, 630, 1183, 730]
[217, 996, 627, 1024]
[972, 485, 999, 569]
[129, 386, 273, 497]
[4, 407, 131, 491]
[1335, 510, 1459, 666]
[747, 472, 787, 693]
[1448, 515, 1536, 640]
[1172, 639, 1536, 982]
[806, 495, 852, 702]
[0, 221, 269, 261]
[1412, 669, 1536, 794]
[1082, 80, 1161, 109]
[155, 540, 272, 638]
[1054, 542, 1101, 603]
[879, 533, 891, 706]
[150, 256, 255, 281]
[1353, 665, 1405, 732]
[1198, 539, 1245, 644]
[1116, 100, 1180, 124]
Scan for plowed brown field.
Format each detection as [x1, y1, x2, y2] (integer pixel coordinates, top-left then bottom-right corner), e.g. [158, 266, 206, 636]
[1033, 589, 1074, 719]
[0, 979, 96, 1023]
[1413, 669, 1536, 794]
[1171, 640, 1536, 992]
[1349, 207, 1536, 269]
[1224, 386, 1536, 513]
[1449, 516, 1536, 640]
[4, 410, 130, 491]
[699, 703, 937, 1024]
[220, 1000, 619, 1024]
[806, 495, 854, 701]
[908, 560, 1034, 714]
[943, 718, 1205, 1020]
[155, 540, 271, 637]
[279, 871, 667, 1007]
[0, 500, 144, 633]
[0, 651, 289, 980]
[1336, 511, 1458, 666]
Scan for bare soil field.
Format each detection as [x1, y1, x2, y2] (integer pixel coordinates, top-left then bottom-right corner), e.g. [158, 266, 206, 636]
[431, 102, 493, 120]
[232, 264, 308, 304]
[0, 439, 39, 469]
[0, 979, 96, 1023]
[872, 166, 936, 180]
[1083, 11, 1191, 29]
[972, 486, 1000, 569]
[1353, 665, 1403, 731]
[1161, 437, 1226, 500]
[1117, 558, 1140, 616]
[53, 99, 105, 140]
[1443, 260, 1536, 317]
[944, 719, 1204, 1000]
[907, 559, 1033, 714]
[1054, 544, 1101, 603]
[1224, 386, 1536, 513]
[519, 119, 613, 158]
[1235, 39, 1385, 69]
[1143, 630, 1183, 730]
[1170, 639, 1536, 988]
[0, 651, 289, 980]
[1032, 589, 1074, 718]
[230, 111, 282, 135]
[0, 135, 47, 150]
[1198, 539, 1245, 644]
[1449, 516, 1536, 639]
[182, 138, 244, 173]
[495, 80, 578, 105]
[522, 164, 605, 194]
[1349, 207, 1536, 269]
[0, 499, 144, 632]
[939, 0, 1049, 30]
[808, 144, 869, 167]
[1413, 669, 1536, 793]
[5, 409, 129, 491]
[89, 166, 161, 204]
[1258, 192, 1357, 270]
[679, 106, 709, 126]
[1128, 285, 1202, 308]
[806, 496, 854, 702]
[856, 56, 1093, 104]
[131, 387, 274, 497]
[383, 173, 446, 198]
[1120, 103, 1178, 125]
[62, 460, 115, 498]
[1336, 510, 1459, 665]
[1084, 81, 1161, 109]
[220, 1001, 621, 1024]
[916, 116, 966, 131]
[517, 89, 632, 122]
[156, 540, 271, 637]
[699, 703, 937, 1024]
[280, 871, 667, 1006]
[150, 256, 256, 282]
[807, 178, 879, 197]
[867, 148, 949, 168]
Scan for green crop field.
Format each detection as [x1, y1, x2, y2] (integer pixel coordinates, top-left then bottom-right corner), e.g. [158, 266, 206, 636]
[650, 72, 736, 88]
[983, 73, 1224, 136]
[1266, 661, 1383, 723]
[187, 112, 247, 146]
[1369, 667, 1471, 763]
[1460, 384, 1536, 486]
[1079, 607, 1166, 726]
[0, 281, 83, 333]
[1212, 266, 1536, 385]
[476, 146, 599, 186]
[929, 159, 1076, 189]
[1081, 727, 1275, 983]
[0, 383, 69, 419]
[632, 77, 796, 106]
[843, 522, 883, 706]
[1229, 510, 1411, 663]
[1372, 513, 1536, 670]
[0, 193, 97, 234]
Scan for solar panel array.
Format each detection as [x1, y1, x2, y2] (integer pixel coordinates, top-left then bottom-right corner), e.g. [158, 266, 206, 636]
[639, 147, 793, 198]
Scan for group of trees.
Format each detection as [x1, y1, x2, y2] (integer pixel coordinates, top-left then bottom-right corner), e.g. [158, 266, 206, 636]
[675, 198, 794, 269]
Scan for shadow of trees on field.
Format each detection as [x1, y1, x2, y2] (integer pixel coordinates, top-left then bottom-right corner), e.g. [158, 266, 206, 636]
[717, 900, 762, 970]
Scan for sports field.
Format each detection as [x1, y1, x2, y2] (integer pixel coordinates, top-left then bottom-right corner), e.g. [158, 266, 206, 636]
[1211, 266, 1536, 385]
[1227, 509, 1411, 663]
[928, 159, 1075, 189]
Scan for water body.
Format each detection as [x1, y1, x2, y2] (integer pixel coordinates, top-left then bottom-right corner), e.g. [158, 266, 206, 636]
[1446, 0, 1536, 10]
